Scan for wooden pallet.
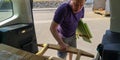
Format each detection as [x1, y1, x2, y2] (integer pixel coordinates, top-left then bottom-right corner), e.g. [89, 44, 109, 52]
[37, 43, 94, 60]
[93, 10, 110, 17]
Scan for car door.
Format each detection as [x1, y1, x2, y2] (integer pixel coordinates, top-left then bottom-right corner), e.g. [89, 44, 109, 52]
[0, 0, 38, 53]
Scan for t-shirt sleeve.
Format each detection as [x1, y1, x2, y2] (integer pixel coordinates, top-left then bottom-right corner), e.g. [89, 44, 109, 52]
[53, 4, 67, 24]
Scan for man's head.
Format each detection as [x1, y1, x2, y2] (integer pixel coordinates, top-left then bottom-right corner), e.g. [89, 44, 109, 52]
[70, 0, 85, 13]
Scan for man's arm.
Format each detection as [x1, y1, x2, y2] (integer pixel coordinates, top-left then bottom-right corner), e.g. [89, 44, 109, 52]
[50, 21, 68, 51]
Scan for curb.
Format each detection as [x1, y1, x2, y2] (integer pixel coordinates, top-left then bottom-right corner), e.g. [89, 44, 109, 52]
[33, 8, 57, 11]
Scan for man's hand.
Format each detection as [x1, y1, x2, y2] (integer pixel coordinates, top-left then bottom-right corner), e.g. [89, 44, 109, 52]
[59, 42, 69, 51]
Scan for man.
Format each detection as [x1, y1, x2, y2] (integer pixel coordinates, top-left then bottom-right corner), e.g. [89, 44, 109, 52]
[50, 0, 85, 60]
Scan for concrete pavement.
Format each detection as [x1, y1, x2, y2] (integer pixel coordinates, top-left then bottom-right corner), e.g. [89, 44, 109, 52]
[33, 7, 110, 60]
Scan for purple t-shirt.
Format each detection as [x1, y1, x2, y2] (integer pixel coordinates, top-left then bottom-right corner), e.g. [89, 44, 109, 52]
[53, 3, 84, 38]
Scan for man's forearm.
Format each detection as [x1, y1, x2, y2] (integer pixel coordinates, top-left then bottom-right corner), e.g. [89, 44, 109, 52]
[50, 28, 64, 45]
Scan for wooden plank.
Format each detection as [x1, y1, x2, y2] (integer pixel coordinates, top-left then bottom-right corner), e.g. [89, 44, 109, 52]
[36, 44, 48, 56]
[0, 44, 64, 60]
[48, 56, 64, 60]
[0, 44, 48, 60]
[76, 50, 81, 60]
[37, 44, 94, 58]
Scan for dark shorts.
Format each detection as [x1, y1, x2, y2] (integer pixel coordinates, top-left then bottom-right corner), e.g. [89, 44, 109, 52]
[57, 35, 77, 59]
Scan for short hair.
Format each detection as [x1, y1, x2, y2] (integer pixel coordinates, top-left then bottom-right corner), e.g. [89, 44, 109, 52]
[72, 0, 85, 3]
